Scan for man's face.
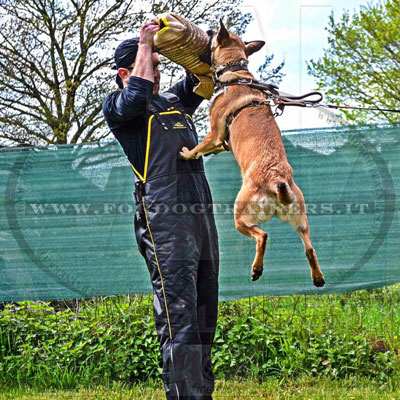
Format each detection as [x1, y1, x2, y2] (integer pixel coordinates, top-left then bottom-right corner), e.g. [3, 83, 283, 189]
[119, 53, 161, 95]
[152, 53, 161, 95]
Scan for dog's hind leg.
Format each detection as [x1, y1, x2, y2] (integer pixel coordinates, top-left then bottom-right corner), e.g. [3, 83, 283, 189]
[234, 185, 270, 281]
[288, 184, 325, 287]
[296, 221, 325, 287]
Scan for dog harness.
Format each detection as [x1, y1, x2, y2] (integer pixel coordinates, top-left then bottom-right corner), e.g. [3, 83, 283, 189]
[211, 61, 324, 151]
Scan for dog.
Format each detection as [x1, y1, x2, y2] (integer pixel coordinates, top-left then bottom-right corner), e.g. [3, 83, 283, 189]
[179, 21, 325, 287]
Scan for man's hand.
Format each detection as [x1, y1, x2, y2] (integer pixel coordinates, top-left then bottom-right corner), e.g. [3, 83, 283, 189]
[139, 22, 160, 46]
[131, 21, 160, 85]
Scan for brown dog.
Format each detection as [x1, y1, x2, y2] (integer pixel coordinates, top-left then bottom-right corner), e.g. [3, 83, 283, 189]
[180, 21, 325, 287]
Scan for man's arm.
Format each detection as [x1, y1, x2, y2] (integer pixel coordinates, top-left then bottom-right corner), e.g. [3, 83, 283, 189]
[167, 72, 204, 115]
[103, 22, 159, 128]
[131, 22, 159, 82]
[103, 77, 154, 128]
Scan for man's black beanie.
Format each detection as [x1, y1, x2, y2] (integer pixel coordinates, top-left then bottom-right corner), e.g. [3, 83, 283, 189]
[112, 37, 140, 89]
[112, 37, 157, 89]
[112, 37, 140, 69]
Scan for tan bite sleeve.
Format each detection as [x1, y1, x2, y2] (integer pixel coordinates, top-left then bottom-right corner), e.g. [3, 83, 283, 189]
[153, 13, 214, 96]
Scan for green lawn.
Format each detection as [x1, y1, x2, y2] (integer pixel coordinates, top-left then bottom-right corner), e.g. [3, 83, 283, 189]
[1, 287, 400, 398]
[1, 377, 400, 400]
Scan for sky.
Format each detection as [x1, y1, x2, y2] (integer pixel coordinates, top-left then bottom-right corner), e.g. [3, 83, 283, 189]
[226, 0, 380, 131]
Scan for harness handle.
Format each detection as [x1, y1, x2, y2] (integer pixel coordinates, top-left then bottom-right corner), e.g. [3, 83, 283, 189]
[279, 91, 323, 105]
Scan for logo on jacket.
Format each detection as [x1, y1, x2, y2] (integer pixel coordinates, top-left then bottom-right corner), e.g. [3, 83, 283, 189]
[173, 122, 186, 129]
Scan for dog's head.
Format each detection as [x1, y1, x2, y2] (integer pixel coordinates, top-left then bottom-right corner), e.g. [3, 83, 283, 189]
[209, 19, 265, 67]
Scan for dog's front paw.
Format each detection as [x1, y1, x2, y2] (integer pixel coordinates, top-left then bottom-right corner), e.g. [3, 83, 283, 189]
[179, 146, 192, 160]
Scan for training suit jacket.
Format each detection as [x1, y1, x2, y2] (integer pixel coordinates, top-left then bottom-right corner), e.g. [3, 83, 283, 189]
[102, 73, 204, 176]
[102, 72, 219, 400]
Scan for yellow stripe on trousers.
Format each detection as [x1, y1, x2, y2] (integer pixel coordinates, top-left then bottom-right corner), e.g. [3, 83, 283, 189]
[141, 197, 173, 340]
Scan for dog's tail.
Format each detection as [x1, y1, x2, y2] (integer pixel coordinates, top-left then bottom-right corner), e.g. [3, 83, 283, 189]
[276, 181, 294, 205]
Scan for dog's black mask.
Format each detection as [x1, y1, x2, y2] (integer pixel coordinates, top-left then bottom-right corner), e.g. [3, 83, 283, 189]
[199, 29, 215, 65]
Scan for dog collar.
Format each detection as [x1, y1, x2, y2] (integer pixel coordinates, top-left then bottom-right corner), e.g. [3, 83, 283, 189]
[212, 59, 249, 80]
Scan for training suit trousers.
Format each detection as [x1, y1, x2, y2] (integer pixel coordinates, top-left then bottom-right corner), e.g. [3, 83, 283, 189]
[134, 173, 219, 399]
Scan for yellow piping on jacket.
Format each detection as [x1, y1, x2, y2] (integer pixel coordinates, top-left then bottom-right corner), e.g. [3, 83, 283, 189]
[130, 110, 187, 182]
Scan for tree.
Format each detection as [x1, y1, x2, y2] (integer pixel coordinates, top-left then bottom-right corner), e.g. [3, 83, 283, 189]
[0, 0, 143, 146]
[257, 54, 285, 85]
[307, 0, 400, 124]
[0, 0, 281, 147]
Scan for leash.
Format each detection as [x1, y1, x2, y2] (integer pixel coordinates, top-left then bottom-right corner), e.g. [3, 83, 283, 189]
[217, 77, 400, 116]
[214, 77, 324, 117]
[210, 59, 400, 151]
[314, 103, 400, 114]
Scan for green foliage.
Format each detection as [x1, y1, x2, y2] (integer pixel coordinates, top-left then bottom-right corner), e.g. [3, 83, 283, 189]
[0, 288, 400, 390]
[307, 0, 400, 124]
[0, 297, 160, 388]
[213, 292, 400, 384]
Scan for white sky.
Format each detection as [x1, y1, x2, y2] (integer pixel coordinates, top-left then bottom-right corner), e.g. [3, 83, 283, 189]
[231, 0, 379, 131]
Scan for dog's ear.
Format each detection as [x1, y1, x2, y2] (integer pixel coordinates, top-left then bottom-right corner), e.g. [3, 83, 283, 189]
[216, 18, 230, 44]
[245, 40, 265, 56]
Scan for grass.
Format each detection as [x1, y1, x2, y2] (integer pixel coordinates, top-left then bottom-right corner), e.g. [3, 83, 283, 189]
[1, 376, 400, 399]
[1, 286, 400, 396]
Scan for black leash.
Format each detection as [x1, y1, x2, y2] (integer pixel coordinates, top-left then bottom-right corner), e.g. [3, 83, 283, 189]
[216, 77, 400, 117]
[213, 73, 400, 152]
[316, 103, 400, 113]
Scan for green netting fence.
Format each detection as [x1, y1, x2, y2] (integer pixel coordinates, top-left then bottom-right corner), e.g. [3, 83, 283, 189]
[1, 124, 400, 302]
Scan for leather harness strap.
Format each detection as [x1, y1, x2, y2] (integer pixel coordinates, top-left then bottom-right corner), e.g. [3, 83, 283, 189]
[226, 100, 270, 126]
[215, 77, 280, 96]
[222, 99, 270, 151]
[214, 75, 324, 152]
